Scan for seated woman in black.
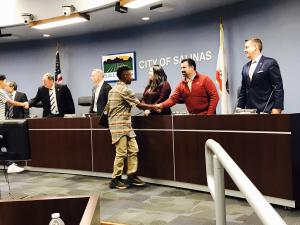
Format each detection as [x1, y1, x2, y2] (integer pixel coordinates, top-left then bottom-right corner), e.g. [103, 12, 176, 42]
[141, 65, 171, 115]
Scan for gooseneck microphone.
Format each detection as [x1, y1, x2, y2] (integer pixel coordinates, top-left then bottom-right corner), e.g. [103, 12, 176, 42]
[233, 85, 243, 113]
[233, 96, 242, 113]
[261, 85, 277, 114]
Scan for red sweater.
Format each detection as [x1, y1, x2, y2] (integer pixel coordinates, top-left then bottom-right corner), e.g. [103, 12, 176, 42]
[162, 73, 219, 115]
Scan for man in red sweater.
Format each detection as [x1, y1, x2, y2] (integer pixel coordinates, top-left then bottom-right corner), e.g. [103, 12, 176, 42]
[156, 58, 219, 115]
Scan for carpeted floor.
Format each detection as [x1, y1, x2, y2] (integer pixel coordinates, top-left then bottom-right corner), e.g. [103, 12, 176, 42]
[1, 171, 300, 225]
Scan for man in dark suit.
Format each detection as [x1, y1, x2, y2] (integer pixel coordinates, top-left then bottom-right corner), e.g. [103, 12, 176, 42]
[5, 81, 29, 119]
[29, 73, 75, 117]
[237, 38, 284, 114]
[89, 69, 111, 116]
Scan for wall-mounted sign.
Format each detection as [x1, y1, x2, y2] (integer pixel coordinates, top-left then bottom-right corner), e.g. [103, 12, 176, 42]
[137, 50, 212, 69]
[102, 52, 136, 82]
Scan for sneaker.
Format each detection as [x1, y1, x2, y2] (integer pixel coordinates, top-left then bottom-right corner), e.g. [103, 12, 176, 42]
[127, 175, 145, 187]
[109, 178, 129, 189]
[7, 163, 25, 174]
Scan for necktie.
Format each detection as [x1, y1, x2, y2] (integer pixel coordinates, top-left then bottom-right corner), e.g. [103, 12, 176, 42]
[49, 89, 59, 114]
[8, 93, 14, 118]
[249, 60, 257, 80]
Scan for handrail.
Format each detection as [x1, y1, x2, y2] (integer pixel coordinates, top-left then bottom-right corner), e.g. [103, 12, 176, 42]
[205, 139, 286, 225]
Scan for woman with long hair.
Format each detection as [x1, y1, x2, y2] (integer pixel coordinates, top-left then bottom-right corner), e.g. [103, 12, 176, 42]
[141, 65, 171, 115]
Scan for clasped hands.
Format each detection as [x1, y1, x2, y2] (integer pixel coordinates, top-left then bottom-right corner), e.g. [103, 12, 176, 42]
[23, 102, 29, 109]
[153, 103, 163, 112]
[143, 103, 163, 116]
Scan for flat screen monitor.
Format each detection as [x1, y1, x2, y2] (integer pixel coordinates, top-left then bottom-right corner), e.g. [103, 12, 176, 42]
[0, 119, 31, 161]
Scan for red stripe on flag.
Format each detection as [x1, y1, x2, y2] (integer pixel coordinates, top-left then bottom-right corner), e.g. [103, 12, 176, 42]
[216, 70, 222, 92]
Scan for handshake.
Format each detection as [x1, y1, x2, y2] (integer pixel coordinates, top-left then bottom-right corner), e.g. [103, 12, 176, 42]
[8, 98, 30, 109]
[153, 103, 163, 112]
[23, 102, 29, 109]
[144, 103, 163, 116]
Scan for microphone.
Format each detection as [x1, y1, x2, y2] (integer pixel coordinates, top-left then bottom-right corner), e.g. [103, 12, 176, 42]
[261, 85, 277, 114]
[233, 95, 243, 113]
[233, 85, 243, 113]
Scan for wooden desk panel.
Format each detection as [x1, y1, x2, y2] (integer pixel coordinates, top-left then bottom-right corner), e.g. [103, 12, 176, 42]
[28, 130, 92, 171]
[133, 116, 174, 180]
[173, 114, 291, 131]
[91, 117, 114, 173]
[132, 115, 173, 129]
[290, 114, 300, 208]
[174, 131, 293, 200]
[92, 129, 115, 173]
[28, 118, 92, 170]
[28, 117, 90, 129]
[91, 116, 174, 179]
[136, 131, 174, 180]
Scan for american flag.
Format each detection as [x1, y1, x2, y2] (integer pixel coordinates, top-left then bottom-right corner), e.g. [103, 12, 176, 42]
[55, 50, 63, 84]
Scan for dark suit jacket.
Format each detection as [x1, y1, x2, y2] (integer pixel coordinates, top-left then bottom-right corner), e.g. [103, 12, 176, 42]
[6, 91, 29, 118]
[89, 81, 112, 116]
[237, 55, 284, 113]
[29, 84, 75, 117]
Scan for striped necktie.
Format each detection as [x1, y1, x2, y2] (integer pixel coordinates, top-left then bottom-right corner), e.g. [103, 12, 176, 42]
[49, 88, 59, 114]
[8, 93, 14, 118]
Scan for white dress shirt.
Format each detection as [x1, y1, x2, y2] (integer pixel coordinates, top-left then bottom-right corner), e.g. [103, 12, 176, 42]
[249, 54, 262, 80]
[93, 80, 104, 112]
[11, 91, 16, 100]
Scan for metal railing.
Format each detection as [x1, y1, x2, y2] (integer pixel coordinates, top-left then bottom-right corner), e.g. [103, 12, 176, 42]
[205, 139, 286, 225]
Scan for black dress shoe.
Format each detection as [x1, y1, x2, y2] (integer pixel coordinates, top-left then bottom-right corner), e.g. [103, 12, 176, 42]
[110, 177, 129, 189]
[127, 174, 145, 186]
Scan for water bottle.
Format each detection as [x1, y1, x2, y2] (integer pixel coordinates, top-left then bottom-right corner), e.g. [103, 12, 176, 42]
[49, 213, 65, 225]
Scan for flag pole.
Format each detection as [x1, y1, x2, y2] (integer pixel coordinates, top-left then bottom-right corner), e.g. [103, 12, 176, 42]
[216, 16, 232, 114]
[55, 42, 62, 83]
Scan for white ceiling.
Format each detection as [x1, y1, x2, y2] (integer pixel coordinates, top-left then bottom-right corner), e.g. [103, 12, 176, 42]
[0, 0, 245, 43]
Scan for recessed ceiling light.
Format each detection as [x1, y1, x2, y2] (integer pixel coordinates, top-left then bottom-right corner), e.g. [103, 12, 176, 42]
[142, 17, 150, 21]
[43, 34, 51, 37]
[30, 13, 89, 30]
[121, 0, 160, 9]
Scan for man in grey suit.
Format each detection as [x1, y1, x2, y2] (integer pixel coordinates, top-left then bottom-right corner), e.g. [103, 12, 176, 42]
[237, 38, 284, 114]
[89, 69, 112, 116]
